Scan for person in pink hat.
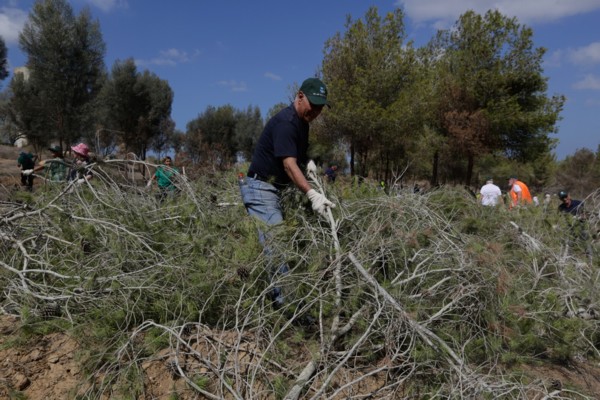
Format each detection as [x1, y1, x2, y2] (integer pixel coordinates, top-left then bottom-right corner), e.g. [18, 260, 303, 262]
[69, 142, 93, 183]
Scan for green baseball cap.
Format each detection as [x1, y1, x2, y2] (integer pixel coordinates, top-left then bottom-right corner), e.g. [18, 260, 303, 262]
[300, 77, 329, 106]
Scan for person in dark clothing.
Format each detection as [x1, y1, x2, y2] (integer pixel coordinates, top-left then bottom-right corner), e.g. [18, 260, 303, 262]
[558, 190, 584, 216]
[17, 151, 36, 190]
[240, 77, 334, 309]
[325, 165, 337, 183]
[558, 190, 592, 262]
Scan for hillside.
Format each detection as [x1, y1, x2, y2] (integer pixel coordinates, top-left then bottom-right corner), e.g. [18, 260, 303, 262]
[1, 144, 600, 399]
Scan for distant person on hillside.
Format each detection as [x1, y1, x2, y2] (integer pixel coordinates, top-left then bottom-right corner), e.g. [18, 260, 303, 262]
[557, 190, 592, 262]
[325, 165, 338, 183]
[68, 143, 93, 183]
[147, 156, 180, 202]
[558, 190, 585, 217]
[17, 151, 37, 191]
[508, 176, 532, 208]
[479, 177, 502, 206]
[30, 145, 68, 183]
[240, 77, 334, 312]
[543, 193, 551, 210]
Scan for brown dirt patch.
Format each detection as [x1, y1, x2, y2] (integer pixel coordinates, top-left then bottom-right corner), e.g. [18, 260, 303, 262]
[2, 314, 600, 399]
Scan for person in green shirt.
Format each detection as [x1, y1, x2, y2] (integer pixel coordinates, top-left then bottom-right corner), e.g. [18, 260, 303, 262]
[29, 146, 68, 183]
[147, 156, 180, 202]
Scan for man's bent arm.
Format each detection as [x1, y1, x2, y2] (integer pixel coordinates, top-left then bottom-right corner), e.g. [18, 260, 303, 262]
[282, 156, 311, 194]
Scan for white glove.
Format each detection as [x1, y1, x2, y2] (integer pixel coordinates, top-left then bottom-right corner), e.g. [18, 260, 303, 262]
[22, 169, 34, 176]
[146, 180, 153, 188]
[307, 189, 335, 216]
[76, 178, 85, 184]
[307, 160, 317, 175]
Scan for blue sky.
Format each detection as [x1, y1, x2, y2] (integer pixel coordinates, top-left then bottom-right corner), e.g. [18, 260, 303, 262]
[1, 0, 599, 160]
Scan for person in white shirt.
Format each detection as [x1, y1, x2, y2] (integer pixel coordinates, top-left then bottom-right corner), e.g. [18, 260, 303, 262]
[479, 178, 502, 206]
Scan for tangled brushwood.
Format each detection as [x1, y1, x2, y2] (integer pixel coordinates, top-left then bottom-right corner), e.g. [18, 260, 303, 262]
[1, 158, 600, 399]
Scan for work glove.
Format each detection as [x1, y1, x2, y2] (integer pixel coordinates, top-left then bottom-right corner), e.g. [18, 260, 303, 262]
[76, 178, 85, 184]
[307, 160, 317, 176]
[307, 189, 335, 217]
[22, 169, 34, 176]
[146, 180, 153, 188]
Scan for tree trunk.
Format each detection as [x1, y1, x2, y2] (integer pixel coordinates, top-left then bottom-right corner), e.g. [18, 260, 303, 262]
[431, 150, 439, 186]
[350, 141, 355, 177]
[466, 153, 474, 187]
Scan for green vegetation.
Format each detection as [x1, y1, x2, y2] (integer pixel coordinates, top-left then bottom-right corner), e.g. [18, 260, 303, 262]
[0, 163, 599, 398]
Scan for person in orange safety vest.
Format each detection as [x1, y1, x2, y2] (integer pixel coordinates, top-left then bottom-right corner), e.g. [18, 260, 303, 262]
[508, 176, 532, 208]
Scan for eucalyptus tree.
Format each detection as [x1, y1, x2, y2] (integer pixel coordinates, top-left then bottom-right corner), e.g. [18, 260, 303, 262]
[429, 10, 564, 186]
[16, 0, 106, 149]
[321, 7, 417, 181]
[98, 58, 173, 160]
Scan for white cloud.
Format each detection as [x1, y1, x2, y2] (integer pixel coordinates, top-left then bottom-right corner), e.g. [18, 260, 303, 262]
[0, 6, 28, 45]
[84, 0, 128, 13]
[264, 72, 282, 81]
[396, 0, 600, 27]
[573, 74, 600, 90]
[135, 48, 198, 67]
[216, 80, 248, 92]
[568, 42, 600, 66]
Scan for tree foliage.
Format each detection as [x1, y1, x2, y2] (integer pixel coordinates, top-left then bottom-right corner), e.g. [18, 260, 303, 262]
[556, 147, 600, 198]
[97, 58, 174, 159]
[427, 10, 564, 185]
[321, 7, 417, 182]
[0, 36, 8, 84]
[16, 0, 106, 148]
[8, 73, 49, 154]
[319, 8, 564, 187]
[184, 104, 262, 168]
[234, 105, 263, 162]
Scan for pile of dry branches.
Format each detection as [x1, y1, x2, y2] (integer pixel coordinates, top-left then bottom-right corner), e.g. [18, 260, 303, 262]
[1, 158, 599, 399]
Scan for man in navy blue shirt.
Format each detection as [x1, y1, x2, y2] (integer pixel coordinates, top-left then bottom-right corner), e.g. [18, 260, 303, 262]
[558, 190, 584, 216]
[240, 77, 335, 308]
[558, 190, 593, 262]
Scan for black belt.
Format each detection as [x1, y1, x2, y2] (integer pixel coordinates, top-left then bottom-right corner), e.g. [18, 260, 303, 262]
[247, 170, 269, 182]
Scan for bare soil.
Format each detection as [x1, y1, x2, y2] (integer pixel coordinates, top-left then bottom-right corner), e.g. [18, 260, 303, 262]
[0, 144, 24, 199]
[2, 314, 600, 399]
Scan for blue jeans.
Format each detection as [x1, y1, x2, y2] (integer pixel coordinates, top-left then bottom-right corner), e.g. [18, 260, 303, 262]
[240, 177, 289, 306]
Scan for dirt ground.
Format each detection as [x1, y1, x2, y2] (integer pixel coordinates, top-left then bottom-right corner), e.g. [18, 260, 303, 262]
[2, 313, 600, 399]
[0, 144, 56, 200]
[0, 144, 24, 193]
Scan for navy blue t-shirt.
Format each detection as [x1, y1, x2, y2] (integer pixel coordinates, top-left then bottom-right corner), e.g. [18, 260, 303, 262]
[559, 199, 584, 216]
[248, 104, 309, 186]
